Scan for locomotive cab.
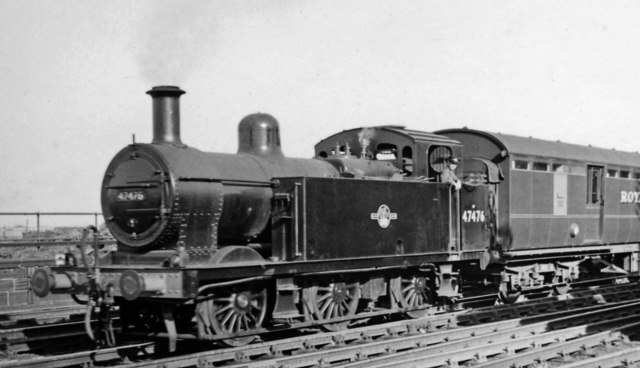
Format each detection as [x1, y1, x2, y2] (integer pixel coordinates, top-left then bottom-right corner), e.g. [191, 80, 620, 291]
[314, 125, 464, 181]
[314, 126, 497, 257]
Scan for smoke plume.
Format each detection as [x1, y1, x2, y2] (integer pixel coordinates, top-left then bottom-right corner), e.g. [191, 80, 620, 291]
[135, 2, 214, 85]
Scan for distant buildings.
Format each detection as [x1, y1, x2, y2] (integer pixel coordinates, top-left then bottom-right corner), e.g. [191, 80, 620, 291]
[1, 226, 85, 240]
[1, 226, 25, 239]
[50, 227, 84, 239]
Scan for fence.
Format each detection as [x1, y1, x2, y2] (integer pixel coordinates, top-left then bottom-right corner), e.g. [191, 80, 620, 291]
[0, 212, 103, 241]
[0, 213, 112, 308]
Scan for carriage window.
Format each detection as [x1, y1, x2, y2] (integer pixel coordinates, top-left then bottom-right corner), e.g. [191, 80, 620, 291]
[620, 170, 630, 179]
[532, 162, 549, 172]
[606, 169, 617, 178]
[513, 160, 529, 170]
[635, 173, 640, 180]
[587, 165, 604, 205]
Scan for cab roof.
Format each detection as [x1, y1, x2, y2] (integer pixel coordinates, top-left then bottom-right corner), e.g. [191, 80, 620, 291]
[315, 125, 461, 150]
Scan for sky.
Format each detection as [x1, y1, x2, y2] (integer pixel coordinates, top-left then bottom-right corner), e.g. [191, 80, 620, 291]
[1, 0, 639, 227]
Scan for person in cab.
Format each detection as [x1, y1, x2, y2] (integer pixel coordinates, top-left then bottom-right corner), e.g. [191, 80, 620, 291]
[441, 156, 462, 190]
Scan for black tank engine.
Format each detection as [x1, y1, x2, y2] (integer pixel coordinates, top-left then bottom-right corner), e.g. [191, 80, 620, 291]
[32, 86, 640, 348]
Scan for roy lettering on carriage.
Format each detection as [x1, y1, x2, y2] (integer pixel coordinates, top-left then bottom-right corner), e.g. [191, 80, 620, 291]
[620, 191, 640, 203]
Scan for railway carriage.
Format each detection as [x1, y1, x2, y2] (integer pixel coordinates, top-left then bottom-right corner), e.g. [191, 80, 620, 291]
[437, 128, 640, 287]
[31, 87, 640, 349]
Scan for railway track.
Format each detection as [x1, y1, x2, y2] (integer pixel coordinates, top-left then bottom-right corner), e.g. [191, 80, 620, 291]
[0, 305, 118, 357]
[0, 318, 102, 357]
[3, 279, 640, 368]
[338, 302, 640, 367]
[0, 304, 85, 328]
[0, 275, 627, 357]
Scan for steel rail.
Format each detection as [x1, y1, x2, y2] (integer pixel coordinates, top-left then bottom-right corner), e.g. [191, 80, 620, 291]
[108, 282, 640, 368]
[0, 304, 85, 328]
[559, 346, 640, 368]
[123, 276, 637, 344]
[124, 280, 640, 344]
[339, 302, 640, 368]
[5, 280, 640, 368]
[470, 321, 640, 368]
[0, 314, 120, 356]
[0, 342, 154, 368]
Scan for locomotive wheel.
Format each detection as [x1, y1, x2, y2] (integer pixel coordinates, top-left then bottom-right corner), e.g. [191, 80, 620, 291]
[200, 286, 268, 347]
[303, 280, 361, 331]
[197, 246, 269, 346]
[391, 274, 434, 318]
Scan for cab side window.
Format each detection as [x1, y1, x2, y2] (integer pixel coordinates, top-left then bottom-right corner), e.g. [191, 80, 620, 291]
[401, 146, 413, 176]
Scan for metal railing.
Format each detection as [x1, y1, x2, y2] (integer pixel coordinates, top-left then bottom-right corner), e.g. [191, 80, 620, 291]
[0, 212, 103, 240]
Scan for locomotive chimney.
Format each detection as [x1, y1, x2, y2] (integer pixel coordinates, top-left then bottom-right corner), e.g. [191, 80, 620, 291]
[147, 86, 186, 147]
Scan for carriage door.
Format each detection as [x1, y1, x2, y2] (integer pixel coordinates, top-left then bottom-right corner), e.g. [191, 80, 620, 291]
[553, 169, 567, 216]
[587, 165, 605, 241]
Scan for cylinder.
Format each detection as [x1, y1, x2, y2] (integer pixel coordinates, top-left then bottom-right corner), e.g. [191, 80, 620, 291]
[147, 86, 186, 146]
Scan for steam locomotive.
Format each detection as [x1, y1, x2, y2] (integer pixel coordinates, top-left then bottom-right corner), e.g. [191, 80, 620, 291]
[32, 86, 640, 348]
